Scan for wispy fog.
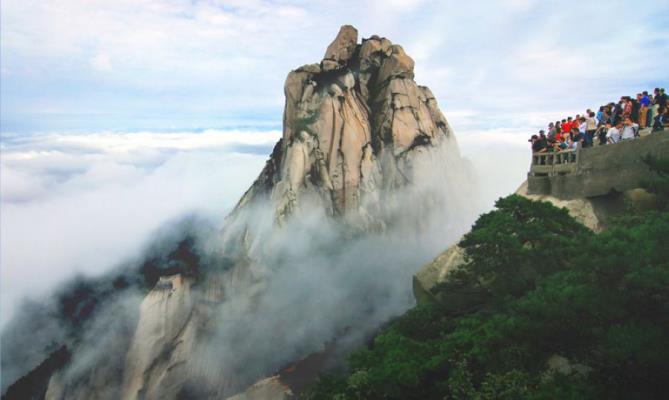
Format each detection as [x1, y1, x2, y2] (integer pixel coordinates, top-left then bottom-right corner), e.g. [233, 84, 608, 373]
[1, 130, 279, 327]
[0, 125, 532, 328]
[1, 126, 530, 395]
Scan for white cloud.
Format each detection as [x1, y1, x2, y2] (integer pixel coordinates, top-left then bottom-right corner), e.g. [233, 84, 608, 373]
[502, 0, 537, 12]
[89, 54, 113, 72]
[0, 123, 532, 330]
[0, 129, 279, 326]
[2, 0, 667, 133]
[372, 0, 426, 12]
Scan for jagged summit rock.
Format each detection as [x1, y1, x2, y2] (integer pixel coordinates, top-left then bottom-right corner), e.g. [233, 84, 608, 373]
[230, 24, 458, 235]
[322, 25, 358, 71]
[31, 25, 472, 400]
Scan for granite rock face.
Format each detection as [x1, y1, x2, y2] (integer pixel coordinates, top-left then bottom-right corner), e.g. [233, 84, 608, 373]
[40, 25, 470, 400]
[120, 275, 196, 400]
[322, 25, 358, 71]
[226, 376, 292, 400]
[230, 25, 459, 236]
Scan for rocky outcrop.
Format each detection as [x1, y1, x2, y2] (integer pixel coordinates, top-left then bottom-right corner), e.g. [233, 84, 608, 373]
[226, 377, 292, 400]
[120, 274, 196, 400]
[321, 25, 358, 72]
[544, 354, 591, 378]
[40, 25, 470, 400]
[218, 25, 467, 397]
[43, 275, 199, 400]
[515, 181, 605, 232]
[228, 25, 459, 237]
[412, 243, 465, 304]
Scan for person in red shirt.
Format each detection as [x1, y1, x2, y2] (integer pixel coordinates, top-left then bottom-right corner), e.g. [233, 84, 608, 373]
[562, 117, 572, 140]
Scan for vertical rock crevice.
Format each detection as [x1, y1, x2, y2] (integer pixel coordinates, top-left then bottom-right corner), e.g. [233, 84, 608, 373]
[225, 24, 462, 235]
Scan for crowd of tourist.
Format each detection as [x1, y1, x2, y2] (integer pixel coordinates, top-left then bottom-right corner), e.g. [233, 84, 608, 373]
[530, 88, 669, 154]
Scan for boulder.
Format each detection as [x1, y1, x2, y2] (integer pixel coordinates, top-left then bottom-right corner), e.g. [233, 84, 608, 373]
[413, 242, 466, 304]
[226, 376, 292, 400]
[545, 354, 592, 377]
[321, 25, 358, 71]
[376, 45, 415, 83]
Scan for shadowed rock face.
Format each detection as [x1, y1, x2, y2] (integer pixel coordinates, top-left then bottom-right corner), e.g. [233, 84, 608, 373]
[35, 25, 470, 400]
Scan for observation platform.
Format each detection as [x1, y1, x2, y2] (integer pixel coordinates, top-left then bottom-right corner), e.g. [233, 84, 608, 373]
[527, 129, 669, 199]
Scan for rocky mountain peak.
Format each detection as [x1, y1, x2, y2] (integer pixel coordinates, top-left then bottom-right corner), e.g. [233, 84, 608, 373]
[322, 25, 358, 71]
[231, 24, 458, 233]
[7, 25, 474, 400]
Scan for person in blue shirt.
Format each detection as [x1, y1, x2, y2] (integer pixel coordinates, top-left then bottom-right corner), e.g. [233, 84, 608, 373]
[596, 106, 605, 124]
[640, 91, 651, 127]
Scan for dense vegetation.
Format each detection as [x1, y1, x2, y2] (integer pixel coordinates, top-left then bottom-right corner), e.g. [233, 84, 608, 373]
[303, 156, 669, 399]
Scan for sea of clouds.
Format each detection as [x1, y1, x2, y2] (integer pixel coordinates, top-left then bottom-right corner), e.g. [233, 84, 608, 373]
[0, 114, 536, 329]
[0, 129, 280, 327]
[0, 123, 534, 395]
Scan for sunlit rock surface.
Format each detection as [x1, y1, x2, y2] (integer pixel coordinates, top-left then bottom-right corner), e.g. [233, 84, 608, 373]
[226, 376, 292, 400]
[36, 25, 473, 400]
[515, 180, 604, 232]
[413, 241, 466, 304]
[120, 274, 196, 400]
[228, 24, 460, 234]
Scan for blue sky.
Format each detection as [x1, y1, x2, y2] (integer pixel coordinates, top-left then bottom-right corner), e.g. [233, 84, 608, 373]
[2, 0, 668, 133]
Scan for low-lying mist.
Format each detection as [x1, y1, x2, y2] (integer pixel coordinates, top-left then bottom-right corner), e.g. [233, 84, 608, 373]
[1, 127, 529, 397]
[0, 130, 279, 327]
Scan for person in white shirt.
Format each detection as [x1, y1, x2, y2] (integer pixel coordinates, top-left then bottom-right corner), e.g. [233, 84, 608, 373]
[579, 118, 587, 135]
[620, 117, 638, 140]
[585, 111, 598, 144]
[607, 122, 622, 143]
[578, 117, 592, 147]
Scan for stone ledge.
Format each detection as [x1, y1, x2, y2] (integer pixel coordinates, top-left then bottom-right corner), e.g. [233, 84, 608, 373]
[528, 130, 669, 199]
